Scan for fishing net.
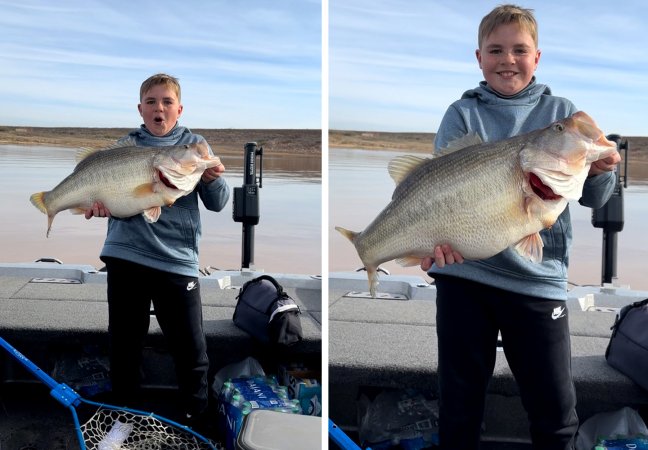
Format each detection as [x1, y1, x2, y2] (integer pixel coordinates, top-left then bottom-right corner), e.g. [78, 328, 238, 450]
[80, 407, 217, 449]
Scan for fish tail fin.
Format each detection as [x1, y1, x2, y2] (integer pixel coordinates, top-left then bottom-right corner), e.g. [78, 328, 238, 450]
[336, 226, 379, 296]
[366, 266, 379, 298]
[30, 192, 48, 214]
[334, 226, 358, 243]
[30, 192, 55, 238]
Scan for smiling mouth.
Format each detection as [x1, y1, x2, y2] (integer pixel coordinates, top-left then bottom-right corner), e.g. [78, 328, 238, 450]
[497, 71, 517, 77]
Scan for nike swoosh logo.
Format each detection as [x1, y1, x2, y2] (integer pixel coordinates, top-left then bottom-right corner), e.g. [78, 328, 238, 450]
[187, 281, 197, 291]
[552, 306, 565, 320]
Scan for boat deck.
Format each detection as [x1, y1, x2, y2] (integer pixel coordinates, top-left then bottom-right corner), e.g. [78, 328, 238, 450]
[0, 263, 322, 448]
[329, 271, 648, 446]
[2, 262, 648, 447]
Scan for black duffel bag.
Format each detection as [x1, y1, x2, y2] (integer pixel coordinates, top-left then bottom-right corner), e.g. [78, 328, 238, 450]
[233, 275, 303, 346]
[606, 298, 648, 391]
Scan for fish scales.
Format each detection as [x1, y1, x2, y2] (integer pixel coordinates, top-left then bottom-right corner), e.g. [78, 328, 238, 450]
[43, 147, 157, 214]
[336, 112, 619, 297]
[355, 135, 533, 266]
[31, 141, 222, 237]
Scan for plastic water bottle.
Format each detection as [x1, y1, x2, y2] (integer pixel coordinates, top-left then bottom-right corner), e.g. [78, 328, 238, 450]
[275, 385, 289, 400]
[290, 398, 302, 414]
[220, 380, 234, 400]
[240, 401, 253, 415]
[97, 420, 133, 450]
[230, 392, 246, 409]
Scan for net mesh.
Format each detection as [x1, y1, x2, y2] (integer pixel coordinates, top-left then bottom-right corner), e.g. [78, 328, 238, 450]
[81, 407, 216, 450]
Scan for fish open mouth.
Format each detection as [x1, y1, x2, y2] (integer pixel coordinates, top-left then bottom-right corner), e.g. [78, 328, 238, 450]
[158, 170, 178, 189]
[529, 172, 561, 201]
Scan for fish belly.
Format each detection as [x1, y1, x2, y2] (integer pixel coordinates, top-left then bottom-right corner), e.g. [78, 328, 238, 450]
[46, 152, 163, 217]
[356, 148, 539, 267]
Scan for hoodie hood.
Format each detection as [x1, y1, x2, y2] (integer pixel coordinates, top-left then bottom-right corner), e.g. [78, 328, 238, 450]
[461, 77, 552, 106]
[126, 123, 193, 147]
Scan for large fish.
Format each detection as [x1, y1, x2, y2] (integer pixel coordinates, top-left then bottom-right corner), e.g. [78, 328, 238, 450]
[336, 111, 618, 297]
[30, 140, 222, 237]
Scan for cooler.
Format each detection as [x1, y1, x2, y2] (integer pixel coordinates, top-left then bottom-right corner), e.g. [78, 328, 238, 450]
[236, 409, 322, 450]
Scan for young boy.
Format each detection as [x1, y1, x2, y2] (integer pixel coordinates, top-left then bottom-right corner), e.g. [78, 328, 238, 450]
[86, 73, 230, 427]
[420, 5, 621, 450]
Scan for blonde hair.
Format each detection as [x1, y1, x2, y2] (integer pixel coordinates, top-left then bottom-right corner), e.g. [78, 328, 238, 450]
[139, 73, 181, 102]
[478, 4, 538, 49]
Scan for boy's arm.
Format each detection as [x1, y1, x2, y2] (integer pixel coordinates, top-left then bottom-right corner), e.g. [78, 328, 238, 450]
[198, 176, 231, 212]
[579, 170, 616, 209]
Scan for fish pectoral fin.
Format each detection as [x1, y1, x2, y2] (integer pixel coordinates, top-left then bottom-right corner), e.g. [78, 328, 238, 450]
[142, 207, 162, 223]
[514, 233, 544, 263]
[133, 183, 156, 197]
[395, 255, 423, 267]
[388, 155, 428, 185]
[70, 207, 87, 215]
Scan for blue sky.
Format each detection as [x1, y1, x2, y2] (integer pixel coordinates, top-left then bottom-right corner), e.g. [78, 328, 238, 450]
[330, 0, 648, 136]
[0, 0, 321, 129]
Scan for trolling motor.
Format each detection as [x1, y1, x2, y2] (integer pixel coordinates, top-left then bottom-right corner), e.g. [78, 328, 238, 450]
[233, 142, 263, 269]
[591, 134, 628, 285]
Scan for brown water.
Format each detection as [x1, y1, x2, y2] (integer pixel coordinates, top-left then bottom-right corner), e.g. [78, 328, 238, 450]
[330, 148, 648, 291]
[0, 145, 322, 275]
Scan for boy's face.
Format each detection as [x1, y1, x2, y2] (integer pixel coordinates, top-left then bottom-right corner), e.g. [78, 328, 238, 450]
[476, 23, 540, 96]
[138, 84, 183, 136]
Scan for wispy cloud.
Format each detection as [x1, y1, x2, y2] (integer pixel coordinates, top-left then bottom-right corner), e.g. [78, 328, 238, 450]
[0, 0, 321, 128]
[330, 0, 648, 135]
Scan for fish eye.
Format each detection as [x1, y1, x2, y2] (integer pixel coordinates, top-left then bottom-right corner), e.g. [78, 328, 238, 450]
[554, 123, 565, 132]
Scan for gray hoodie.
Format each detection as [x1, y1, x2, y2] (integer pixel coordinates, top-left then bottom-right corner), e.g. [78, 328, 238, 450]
[100, 124, 231, 276]
[428, 78, 615, 300]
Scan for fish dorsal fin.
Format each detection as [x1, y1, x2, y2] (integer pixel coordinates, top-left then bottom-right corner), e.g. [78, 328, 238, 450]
[75, 147, 101, 163]
[75, 137, 138, 163]
[388, 155, 429, 185]
[115, 136, 138, 148]
[438, 132, 483, 156]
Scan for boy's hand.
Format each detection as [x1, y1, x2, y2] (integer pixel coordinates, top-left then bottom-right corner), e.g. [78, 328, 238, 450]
[85, 201, 111, 219]
[201, 163, 225, 183]
[589, 152, 621, 176]
[196, 143, 225, 182]
[420, 244, 464, 271]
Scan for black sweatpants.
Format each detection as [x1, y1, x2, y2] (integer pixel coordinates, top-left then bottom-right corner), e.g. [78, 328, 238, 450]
[434, 275, 578, 450]
[104, 257, 209, 416]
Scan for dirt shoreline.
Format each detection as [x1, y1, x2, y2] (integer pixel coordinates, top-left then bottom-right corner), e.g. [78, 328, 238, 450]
[0, 126, 321, 155]
[2, 126, 646, 163]
[329, 129, 648, 161]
